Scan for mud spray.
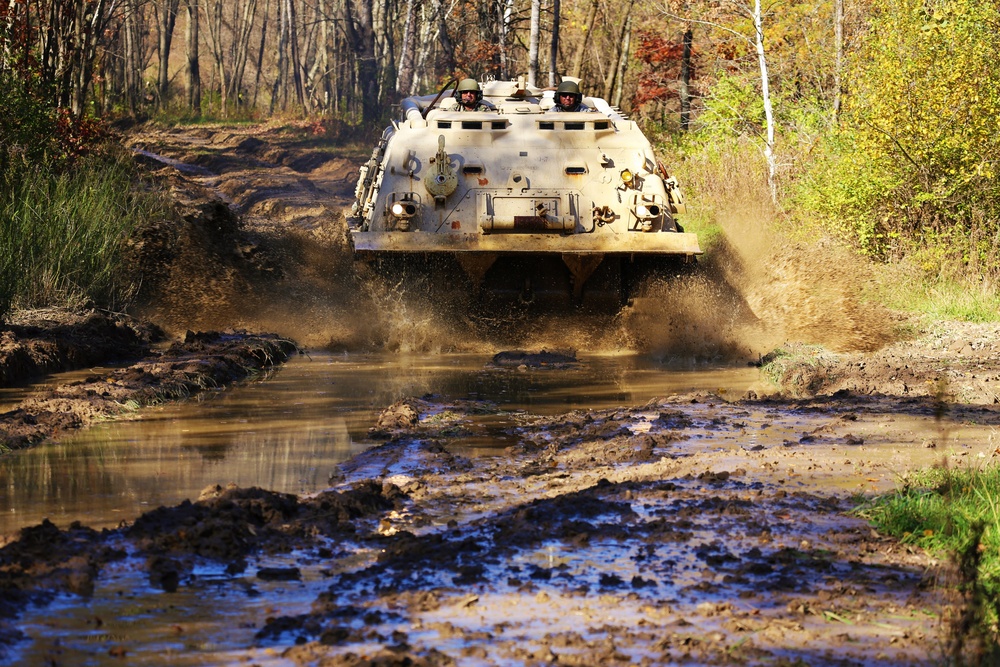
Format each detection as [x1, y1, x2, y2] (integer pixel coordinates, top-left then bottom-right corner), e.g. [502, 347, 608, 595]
[141, 195, 897, 359]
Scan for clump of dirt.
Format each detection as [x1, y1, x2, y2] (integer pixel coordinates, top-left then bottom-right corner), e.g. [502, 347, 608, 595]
[488, 349, 578, 368]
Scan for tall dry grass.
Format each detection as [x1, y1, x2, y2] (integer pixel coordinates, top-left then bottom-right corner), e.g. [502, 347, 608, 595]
[0, 148, 165, 320]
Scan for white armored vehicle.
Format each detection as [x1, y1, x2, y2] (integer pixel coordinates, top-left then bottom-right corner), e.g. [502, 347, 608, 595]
[347, 78, 701, 308]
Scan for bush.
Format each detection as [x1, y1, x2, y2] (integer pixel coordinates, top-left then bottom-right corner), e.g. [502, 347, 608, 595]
[795, 0, 1000, 281]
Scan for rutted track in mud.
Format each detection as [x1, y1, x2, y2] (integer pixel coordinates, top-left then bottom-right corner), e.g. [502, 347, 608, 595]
[3, 123, 1000, 665]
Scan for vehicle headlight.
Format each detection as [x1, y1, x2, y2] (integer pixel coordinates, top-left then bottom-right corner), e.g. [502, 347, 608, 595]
[391, 202, 416, 217]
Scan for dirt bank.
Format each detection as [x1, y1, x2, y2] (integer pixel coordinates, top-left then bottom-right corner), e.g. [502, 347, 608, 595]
[0, 312, 297, 451]
[1, 123, 998, 666]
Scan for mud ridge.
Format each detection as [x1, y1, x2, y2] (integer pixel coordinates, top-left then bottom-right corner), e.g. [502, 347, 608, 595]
[0, 330, 297, 451]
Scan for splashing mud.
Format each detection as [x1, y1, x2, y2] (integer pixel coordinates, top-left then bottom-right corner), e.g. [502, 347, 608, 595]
[131, 125, 900, 362]
[709, 208, 899, 354]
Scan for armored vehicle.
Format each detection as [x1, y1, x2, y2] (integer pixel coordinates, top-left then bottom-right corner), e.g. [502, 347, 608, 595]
[347, 78, 701, 308]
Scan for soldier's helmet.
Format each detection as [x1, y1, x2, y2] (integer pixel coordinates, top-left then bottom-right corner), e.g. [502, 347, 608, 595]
[454, 78, 483, 107]
[556, 80, 583, 110]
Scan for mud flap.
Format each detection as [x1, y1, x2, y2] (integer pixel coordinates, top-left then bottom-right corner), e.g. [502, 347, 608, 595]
[561, 253, 605, 300]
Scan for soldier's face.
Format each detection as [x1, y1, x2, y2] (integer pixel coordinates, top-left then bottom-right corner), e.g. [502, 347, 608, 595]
[559, 93, 576, 106]
[460, 92, 477, 106]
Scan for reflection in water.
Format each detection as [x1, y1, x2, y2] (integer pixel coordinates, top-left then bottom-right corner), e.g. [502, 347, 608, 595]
[1, 352, 760, 536]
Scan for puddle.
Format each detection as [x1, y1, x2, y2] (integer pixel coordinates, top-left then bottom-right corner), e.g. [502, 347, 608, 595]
[3, 352, 989, 666]
[0, 352, 759, 536]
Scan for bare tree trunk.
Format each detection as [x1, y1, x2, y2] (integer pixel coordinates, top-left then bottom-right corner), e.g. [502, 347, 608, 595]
[122, 0, 146, 113]
[271, 0, 289, 112]
[568, 0, 597, 79]
[316, 0, 333, 108]
[252, 0, 270, 108]
[157, 0, 180, 106]
[227, 0, 257, 108]
[752, 0, 777, 203]
[395, 0, 417, 95]
[71, 0, 111, 116]
[435, 0, 456, 74]
[286, 0, 308, 111]
[548, 0, 559, 87]
[204, 0, 228, 114]
[833, 0, 843, 122]
[498, 0, 513, 79]
[680, 27, 692, 130]
[603, 0, 633, 100]
[185, 0, 201, 113]
[345, 0, 379, 122]
[527, 0, 539, 87]
[611, 13, 631, 107]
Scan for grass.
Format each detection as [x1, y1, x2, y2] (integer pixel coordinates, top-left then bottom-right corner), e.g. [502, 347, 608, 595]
[755, 343, 839, 396]
[0, 147, 168, 320]
[867, 263, 1000, 323]
[854, 463, 1000, 664]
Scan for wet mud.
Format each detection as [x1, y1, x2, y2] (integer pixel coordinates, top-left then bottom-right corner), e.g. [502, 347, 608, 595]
[1, 123, 999, 665]
[0, 323, 297, 451]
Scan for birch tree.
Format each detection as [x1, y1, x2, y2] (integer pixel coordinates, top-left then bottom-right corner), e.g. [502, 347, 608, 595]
[395, 0, 418, 95]
[527, 0, 539, 86]
[663, 0, 779, 202]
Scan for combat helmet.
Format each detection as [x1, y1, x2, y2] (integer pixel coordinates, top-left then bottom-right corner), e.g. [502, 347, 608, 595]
[555, 80, 583, 110]
[454, 78, 483, 107]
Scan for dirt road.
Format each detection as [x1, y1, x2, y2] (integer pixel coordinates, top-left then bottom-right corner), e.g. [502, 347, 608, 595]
[2, 122, 999, 666]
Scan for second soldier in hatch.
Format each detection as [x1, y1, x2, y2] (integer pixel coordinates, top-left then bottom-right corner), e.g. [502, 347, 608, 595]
[551, 80, 593, 112]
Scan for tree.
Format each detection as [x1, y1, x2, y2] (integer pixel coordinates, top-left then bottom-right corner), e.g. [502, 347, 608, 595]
[803, 0, 1000, 270]
[157, 0, 180, 106]
[344, 0, 379, 122]
[527, 0, 539, 86]
[395, 0, 419, 95]
[548, 0, 559, 86]
[662, 0, 778, 201]
[185, 0, 201, 112]
[567, 0, 597, 79]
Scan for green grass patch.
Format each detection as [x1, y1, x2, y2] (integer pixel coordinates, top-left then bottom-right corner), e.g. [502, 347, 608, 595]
[0, 148, 168, 318]
[854, 463, 1000, 661]
[866, 264, 1000, 323]
[758, 343, 838, 396]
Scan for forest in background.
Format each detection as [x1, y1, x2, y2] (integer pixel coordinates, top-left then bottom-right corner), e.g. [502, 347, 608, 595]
[1, 0, 999, 320]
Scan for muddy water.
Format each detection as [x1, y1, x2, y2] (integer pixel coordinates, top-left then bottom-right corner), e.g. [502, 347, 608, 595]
[4, 353, 994, 667]
[0, 352, 759, 537]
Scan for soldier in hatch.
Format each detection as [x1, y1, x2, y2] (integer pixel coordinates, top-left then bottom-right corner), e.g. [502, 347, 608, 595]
[454, 79, 495, 112]
[551, 80, 593, 112]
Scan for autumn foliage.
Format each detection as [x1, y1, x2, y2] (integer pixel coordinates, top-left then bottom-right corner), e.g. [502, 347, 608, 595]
[632, 31, 696, 110]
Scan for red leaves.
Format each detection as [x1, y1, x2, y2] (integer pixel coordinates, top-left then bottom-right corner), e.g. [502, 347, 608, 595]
[54, 108, 109, 161]
[632, 30, 699, 109]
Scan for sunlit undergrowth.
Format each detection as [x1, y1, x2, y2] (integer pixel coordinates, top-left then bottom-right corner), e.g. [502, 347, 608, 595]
[655, 135, 778, 259]
[865, 261, 1000, 324]
[855, 464, 1000, 663]
[0, 149, 168, 319]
